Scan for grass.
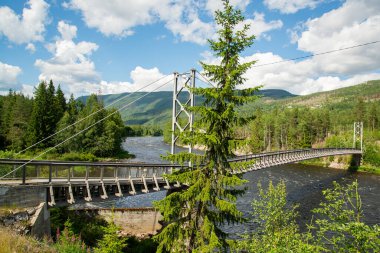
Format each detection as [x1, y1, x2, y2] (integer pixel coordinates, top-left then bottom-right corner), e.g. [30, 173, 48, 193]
[0, 149, 134, 162]
[0, 227, 55, 253]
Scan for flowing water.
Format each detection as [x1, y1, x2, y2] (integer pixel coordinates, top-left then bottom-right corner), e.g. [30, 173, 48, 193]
[84, 136, 380, 233]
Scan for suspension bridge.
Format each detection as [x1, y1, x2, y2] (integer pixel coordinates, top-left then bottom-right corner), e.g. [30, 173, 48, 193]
[0, 70, 363, 206]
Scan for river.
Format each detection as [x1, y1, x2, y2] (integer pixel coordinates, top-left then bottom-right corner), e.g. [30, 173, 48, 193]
[87, 136, 380, 233]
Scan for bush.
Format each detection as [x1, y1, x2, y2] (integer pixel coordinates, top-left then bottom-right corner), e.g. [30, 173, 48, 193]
[234, 181, 318, 252]
[311, 181, 380, 252]
[54, 219, 89, 253]
[61, 152, 99, 162]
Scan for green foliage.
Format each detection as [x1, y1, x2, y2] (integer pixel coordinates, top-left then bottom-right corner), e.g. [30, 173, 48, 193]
[60, 152, 99, 162]
[234, 181, 318, 253]
[154, 1, 259, 252]
[50, 207, 107, 247]
[94, 220, 127, 253]
[125, 125, 163, 137]
[311, 181, 380, 252]
[125, 236, 158, 253]
[28, 81, 64, 148]
[236, 181, 380, 253]
[54, 219, 89, 253]
[0, 90, 33, 150]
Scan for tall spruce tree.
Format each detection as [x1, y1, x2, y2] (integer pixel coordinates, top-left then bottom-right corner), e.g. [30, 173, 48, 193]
[154, 1, 258, 252]
[28, 81, 49, 147]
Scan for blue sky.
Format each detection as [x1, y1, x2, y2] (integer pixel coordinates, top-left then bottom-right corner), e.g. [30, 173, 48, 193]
[0, 0, 379, 97]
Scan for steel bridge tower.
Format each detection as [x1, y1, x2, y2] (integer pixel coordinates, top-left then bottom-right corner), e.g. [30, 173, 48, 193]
[171, 69, 195, 155]
[353, 122, 363, 151]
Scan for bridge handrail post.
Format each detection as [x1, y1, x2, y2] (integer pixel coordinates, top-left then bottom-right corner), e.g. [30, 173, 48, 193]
[85, 166, 89, 181]
[49, 164, 52, 183]
[21, 165, 26, 185]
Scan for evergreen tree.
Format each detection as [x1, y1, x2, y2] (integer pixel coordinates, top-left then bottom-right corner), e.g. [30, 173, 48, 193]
[55, 85, 67, 123]
[6, 94, 33, 150]
[28, 82, 49, 147]
[154, 1, 258, 252]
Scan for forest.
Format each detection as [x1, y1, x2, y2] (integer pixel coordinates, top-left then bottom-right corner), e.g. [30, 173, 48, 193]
[0, 80, 128, 160]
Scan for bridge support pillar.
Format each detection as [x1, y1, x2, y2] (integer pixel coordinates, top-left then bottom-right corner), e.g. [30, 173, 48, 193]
[153, 174, 160, 191]
[115, 179, 123, 197]
[48, 185, 56, 206]
[67, 183, 75, 204]
[100, 181, 108, 199]
[84, 181, 92, 201]
[141, 175, 149, 193]
[129, 176, 136, 195]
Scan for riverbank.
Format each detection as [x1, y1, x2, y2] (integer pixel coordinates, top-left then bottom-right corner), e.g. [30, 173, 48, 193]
[0, 149, 134, 162]
[300, 155, 380, 175]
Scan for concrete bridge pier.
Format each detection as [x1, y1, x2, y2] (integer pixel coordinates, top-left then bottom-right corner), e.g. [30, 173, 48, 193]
[350, 154, 362, 169]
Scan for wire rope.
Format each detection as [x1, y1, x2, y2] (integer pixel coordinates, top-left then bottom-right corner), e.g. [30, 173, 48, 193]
[0, 78, 173, 179]
[16, 74, 172, 155]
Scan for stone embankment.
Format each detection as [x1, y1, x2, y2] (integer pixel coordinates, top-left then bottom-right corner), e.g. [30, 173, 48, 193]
[0, 186, 50, 238]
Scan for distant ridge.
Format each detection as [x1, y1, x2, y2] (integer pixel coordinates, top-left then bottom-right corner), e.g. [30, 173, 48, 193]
[78, 89, 296, 125]
[78, 80, 380, 126]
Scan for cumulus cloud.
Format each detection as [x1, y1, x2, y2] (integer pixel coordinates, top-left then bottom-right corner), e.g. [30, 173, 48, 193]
[296, 0, 380, 75]
[203, 0, 380, 95]
[34, 21, 100, 94]
[264, 0, 323, 14]
[33, 20, 172, 96]
[25, 43, 36, 53]
[64, 0, 213, 44]
[0, 0, 49, 44]
[63, 0, 280, 45]
[205, 0, 250, 13]
[237, 52, 380, 95]
[21, 84, 35, 97]
[0, 61, 22, 89]
[240, 12, 283, 40]
[98, 66, 171, 95]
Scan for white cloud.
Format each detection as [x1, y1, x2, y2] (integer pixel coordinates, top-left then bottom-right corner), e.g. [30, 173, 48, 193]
[33, 20, 171, 96]
[296, 0, 380, 75]
[98, 66, 171, 95]
[201, 42, 380, 95]
[25, 43, 36, 53]
[264, 0, 323, 14]
[21, 84, 35, 97]
[63, 0, 157, 37]
[63, 0, 283, 45]
[199, 0, 379, 95]
[0, 61, 22, 88]
[238, 52, 380, 95]
[240, 12, 283, 40]
[0, 0, 49, 44]
[57, 20, 77, 41]
[35, 21, 99, 94]
[64, 0, 215, 45]
[205, 0, 250, 13]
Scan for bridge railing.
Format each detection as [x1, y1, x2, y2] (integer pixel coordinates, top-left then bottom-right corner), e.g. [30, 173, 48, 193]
[228, 148, 362, 173]
[0, 159, 182, 185]
[0, 148, 362, 184]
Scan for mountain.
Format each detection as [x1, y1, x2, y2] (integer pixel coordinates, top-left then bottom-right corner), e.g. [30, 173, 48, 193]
[279, 80, 380, 107]
[78, 89, 296, 126]
[78, 80, 380, 127]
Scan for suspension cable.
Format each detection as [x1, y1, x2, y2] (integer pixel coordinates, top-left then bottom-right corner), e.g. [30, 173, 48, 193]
[195, 70, 217, 88]
[16, 74, 172, 155]
[1, 78, 173, 179]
